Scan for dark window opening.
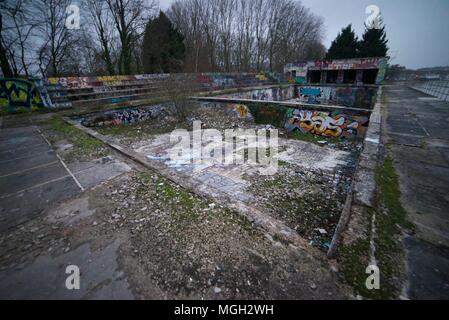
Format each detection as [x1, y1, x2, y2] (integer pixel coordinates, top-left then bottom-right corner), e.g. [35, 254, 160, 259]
[362, 69, 378, 84]
[343, 70, 357, 84]
[308, 70, 321, 83]
[326, 70, 338, 83]
[291, 70, 297, 78]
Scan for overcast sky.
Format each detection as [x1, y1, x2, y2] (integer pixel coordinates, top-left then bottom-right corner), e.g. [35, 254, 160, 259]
[159, 0, 449, 69]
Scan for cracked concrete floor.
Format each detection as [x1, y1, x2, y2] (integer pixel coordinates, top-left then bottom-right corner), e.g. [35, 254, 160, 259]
[384, 84, 449, 299]
[0, 115, 355, 299]
[132, 132, 357, 247]
[0, 171, 352, 299]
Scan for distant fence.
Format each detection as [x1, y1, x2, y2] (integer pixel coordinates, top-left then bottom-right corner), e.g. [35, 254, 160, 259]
[412, 80, 449, 102]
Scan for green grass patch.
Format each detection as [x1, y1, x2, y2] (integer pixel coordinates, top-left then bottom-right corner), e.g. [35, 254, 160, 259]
[97, 122, 175, 138]
[338, 237, 372, 297]
[372, 156, 412, 298]
[247, 103, 287, 127]
[339, 156, 411, 299]
[136, 172, 257, 237]
[287, 130, 338, 144]
[375, 156, 413, 230]
[45, 116, 106, 160]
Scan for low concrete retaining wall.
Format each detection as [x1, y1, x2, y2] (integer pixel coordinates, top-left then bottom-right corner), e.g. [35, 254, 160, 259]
[73, 104, 170, 127]
[195, 97, 372, 141]
[327, 86, 382, 257]
[296, 84, 378, 109]
[213, 85, 295, 102]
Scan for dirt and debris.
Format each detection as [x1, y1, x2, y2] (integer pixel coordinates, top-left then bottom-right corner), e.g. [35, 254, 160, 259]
[0, 170, 351, 299]
[246, 161, 352, 249]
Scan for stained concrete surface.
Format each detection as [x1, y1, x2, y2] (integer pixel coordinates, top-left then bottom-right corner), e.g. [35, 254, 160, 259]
[0, 120, 80, 232]
[0, 118, 132, 233]
[384, 84, 449, 299]
[0, 116, 135, 299]
[0, 240, 133, 300]
[130, 132, 354, 247]
[133, 132, 352, 204]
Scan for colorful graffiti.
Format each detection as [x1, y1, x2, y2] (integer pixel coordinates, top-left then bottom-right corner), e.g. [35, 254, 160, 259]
[299, 86, 332, 104]
[233, 104, 250, 118]
[217, 86, 295, 102]
[256, 73, 268, 81]
[284, 108, 368, 139]
[80, 105, 168, 127]
[47, 74, 171, 89]
[296, 85, 377, 109]
[0, 78, 49, 112]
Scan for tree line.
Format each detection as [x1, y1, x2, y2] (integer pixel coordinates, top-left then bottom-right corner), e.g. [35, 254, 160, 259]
[167, 0, 326, 73]
[326, 23, 388, 60]
[0, 0, 326, 78]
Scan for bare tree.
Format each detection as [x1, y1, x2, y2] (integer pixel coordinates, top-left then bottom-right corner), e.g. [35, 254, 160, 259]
[0, 8, 14, 77]
[168, 0, 325, 73]
[169, 0, 206, 72]
[105, 0, 157, 75]
[85, 0, 116, 75]
[0, 0, 40, 77]
[33, 0, 77, 77]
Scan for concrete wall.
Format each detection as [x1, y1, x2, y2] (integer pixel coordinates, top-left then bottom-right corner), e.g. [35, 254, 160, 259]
[214, 86, 295, 102]
[284, 57, 388, 85]
[76, 104, 169, 127]
[296, 85, 378, 109]
[42, 73, 279, 110]
[245, 102, 370, 140]
[283, 108, 369, 139]
[0, 78, 51, 113]
[199, 100, 371, 140]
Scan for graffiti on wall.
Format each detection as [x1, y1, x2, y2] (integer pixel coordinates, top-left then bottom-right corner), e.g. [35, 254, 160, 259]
[0, 78, 48, 112]
[33, 78, 53, 108]
[42, 72, 282, 110]
[284, 57, 388, 84]
[299, 86, 333, 104]
[297, 85, 377, 109]
[256, 73, 268, 81]
[81, 105, 168, 127]
[217, 86, 295, 102]
[47, 74, 171, 89]
[284, 108, 368, 139]
[196, 73, 275, 91]
[233, 104, 250, 118]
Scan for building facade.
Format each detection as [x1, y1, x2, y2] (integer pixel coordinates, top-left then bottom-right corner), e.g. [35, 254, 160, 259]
[284, 57, 388, 85]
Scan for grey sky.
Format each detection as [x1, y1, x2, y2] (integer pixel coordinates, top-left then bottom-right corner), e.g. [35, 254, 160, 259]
[159, 0, 449, 69]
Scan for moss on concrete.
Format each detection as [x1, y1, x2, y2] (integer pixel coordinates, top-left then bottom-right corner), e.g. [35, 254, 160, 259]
[97, 122, 176, 138]
[247, 103, 287, 127]
[338, 155, 410, 299]
[287, 130, 339, 144]
[44, 115, 107, 160]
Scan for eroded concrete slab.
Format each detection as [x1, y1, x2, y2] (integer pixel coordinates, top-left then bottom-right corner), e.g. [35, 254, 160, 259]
[0, 240, 133, 300]
[131, 132, 354, 246]
[133, 133, 351, 202]
[384, 84, 449, 299]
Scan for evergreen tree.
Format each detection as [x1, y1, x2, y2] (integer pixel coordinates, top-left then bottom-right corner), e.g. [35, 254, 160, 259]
[325, 25, 358, 59]
[142, 12, 186, 73]
[358, 20, 388, 58]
